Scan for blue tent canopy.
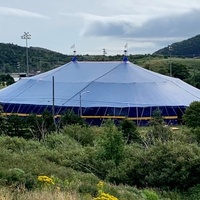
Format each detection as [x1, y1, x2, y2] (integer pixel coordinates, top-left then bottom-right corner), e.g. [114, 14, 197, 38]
[0, 60, 200, 125]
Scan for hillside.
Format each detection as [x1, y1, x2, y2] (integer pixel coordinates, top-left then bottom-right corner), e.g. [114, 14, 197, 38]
[0, 43, 127, 74]
[0, 43, 70, 74]
[153, 34, 200, 57]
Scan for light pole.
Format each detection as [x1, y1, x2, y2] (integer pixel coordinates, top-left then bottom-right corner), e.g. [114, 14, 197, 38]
[169, 45, 173, 77]
[17, 62, 20, 79]
[79, 91, 89, 117]
[21, 32, 31, 77]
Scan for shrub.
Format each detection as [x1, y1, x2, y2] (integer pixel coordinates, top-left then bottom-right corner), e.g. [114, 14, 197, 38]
[129, 141, 200, 190]
[97, 120, 124, 165]
[2, 168, 37, 190]
[143, 109, 173, 147]
[62, 124, 96, 146]
[142, 189, 159, 200]
[183, 101, 200, 128]
[59, 110, 86, 128]
[26, 110, 56, 141]
[184, 184, 200, 200]
[119, 119, 140, 144]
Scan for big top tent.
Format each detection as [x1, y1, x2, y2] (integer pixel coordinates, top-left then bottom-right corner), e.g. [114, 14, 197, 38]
[0, 57, 200, 125]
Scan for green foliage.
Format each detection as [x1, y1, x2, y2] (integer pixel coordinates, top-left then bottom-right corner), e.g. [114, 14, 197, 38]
[190, 72, 200, 89]
[183, 101, 200, 128]
[0, 43, 69, 73]
[191, 128, 200, 144]
[1, 168, 37, 190]
[184, 184, 200, 200]
[143, 109, 173, 147]
[59, 110, 86, 128]
[130, 141, 200, 190]
[2, 115, 200, 199]
[150, 109, 164, 126]
[4, 114, 32, 138]
[0, 74, 14, 86]
[0, 110, 57, 140]
[142, 189, 159, 200]
[43, 132, 80, 150]
[153, 34, 200, 57]
[0, 106, 7, 135]
[26, 110, 56, 140]
[97, 120, 124, 165]
[171, 63, 190, 80]
[61, 124, 96, 146]
[119, 119, 140, 144]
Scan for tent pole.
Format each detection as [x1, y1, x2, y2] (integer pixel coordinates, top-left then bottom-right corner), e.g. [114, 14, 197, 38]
[52, 76, 56, 129]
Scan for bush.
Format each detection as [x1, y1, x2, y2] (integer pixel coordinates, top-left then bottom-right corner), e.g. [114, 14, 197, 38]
[143, 109, 173, 147]
[184, 184, 200, 200]
[97, 120, 124, 165]
[61, 124, 96, 146]
[119, 119, 140, 144]
[2, 168, 37, 190]
[59, 110, 86, 128]
[183, 101, 200, 128]
[142, 189, 159, 200]
[128, 141, 200, 190]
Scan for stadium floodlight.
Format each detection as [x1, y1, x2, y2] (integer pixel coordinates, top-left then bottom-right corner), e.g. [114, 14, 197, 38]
[169, 45, 173, 77]
[21, 32, 31, 77]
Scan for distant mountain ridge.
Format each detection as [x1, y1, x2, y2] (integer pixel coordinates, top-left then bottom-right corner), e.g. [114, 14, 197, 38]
[153, 34, 200, 57]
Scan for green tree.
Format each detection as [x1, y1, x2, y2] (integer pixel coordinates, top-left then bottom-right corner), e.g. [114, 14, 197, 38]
[170, 63, 190, 80]
[0, 105, 7, 135]
[119, 119, 140, 144]
[97, 120, 124, 165]
[183, 101, 200, 128]
[26, 110, 56, 140]
[5, 114, 32, 139]
[189, 72, 200, 89]
[131, 141, 200, 190]
[144, 109, 172, 147]
[0, 74, 14, 86]
[59, 110, 86, 128]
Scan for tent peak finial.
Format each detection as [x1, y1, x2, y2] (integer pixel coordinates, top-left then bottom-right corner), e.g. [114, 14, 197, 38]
[72, 50, 77, 62]
[123, 49, 128, 62]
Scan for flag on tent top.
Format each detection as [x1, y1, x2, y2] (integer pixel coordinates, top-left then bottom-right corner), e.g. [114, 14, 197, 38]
[124, 43, 128, 49]
[70, 43, 75, 49]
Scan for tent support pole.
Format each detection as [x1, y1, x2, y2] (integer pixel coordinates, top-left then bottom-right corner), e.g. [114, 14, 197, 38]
[52, 76, 56, 130]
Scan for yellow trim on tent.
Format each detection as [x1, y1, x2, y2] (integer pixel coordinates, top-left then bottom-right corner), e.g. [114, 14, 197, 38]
[82, 115, 178, 120]
[1, 113, 178, 120]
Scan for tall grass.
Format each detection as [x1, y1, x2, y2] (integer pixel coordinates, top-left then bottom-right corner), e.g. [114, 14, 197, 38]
[0, 187, 83, 200]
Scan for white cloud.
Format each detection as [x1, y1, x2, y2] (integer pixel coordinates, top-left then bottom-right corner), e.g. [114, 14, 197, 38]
[0, 7, 49, 19]
[1, 0, 200, 55]
[77, 8, 200, 41]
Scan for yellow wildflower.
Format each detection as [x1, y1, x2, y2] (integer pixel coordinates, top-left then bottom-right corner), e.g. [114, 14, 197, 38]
[37, 175, 54, 185]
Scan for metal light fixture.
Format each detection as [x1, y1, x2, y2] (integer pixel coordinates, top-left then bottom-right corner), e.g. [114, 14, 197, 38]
[21, 32, 31, 77]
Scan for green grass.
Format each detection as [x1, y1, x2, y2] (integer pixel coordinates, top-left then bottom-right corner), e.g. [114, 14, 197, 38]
[134, 57, 200, 75]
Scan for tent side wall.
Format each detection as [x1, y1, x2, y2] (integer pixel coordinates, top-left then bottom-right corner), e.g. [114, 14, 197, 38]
[1, 103, 186, 126]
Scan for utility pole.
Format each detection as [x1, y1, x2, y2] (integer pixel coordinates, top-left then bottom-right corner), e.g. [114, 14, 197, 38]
[79, 91, 89, 117]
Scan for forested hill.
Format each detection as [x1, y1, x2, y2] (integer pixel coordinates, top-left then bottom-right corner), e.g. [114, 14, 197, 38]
[0, 43, 127, 74]
[0, 43, 70, 74]
[153, 34, 200, 57]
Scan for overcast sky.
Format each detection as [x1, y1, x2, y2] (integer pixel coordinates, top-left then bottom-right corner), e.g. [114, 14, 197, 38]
[1, 0, 200, 55]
